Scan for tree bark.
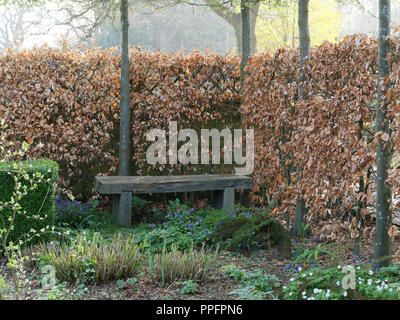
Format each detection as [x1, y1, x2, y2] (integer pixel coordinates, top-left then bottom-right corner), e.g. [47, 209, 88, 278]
[374, 0, 392, 267]
[293, 0, 310, 237]
[240, 0, 251, 92]
[119, 0, 133, 176]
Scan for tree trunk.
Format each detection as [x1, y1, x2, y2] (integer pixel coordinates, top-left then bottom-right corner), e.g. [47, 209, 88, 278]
[240, 0, 251, 92]
[206, 0, 259, 55]
[374, 0, 392, 267]
[293, 0, 310, 237]
[119, 0, 133, 176]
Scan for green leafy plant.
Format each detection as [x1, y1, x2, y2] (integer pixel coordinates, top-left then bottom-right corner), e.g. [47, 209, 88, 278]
[132, 205, 217, 253]
[177, 280, 199, 295]
[293, 243, 337, 266]
[0, 275, 7, 300]
[282, 263, 400, 300]
[0, 123, 59, 299]
[209, 209, 291, 253]
[224, 267, 281, 300]
[116, 277, 138, 290]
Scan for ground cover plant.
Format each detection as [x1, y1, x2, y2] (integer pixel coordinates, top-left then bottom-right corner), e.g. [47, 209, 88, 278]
[282, 263, 400, 300]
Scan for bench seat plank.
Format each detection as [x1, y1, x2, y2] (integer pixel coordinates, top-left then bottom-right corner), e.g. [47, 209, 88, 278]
[95, 174, 252, 194]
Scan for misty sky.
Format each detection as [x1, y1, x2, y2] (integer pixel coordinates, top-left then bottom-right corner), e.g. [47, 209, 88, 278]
[2, 0, 399, 52]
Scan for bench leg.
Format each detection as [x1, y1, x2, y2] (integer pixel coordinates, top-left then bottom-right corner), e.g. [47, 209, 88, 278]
[113, 192, 132, 227]
[214, 188, 235, 210]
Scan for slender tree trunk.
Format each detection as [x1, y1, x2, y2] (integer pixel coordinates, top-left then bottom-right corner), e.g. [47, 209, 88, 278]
[374, 0, 392, 267]
[293, 0, 310, 237]
[206, 0, 259, 55]
[119, 0, 133, 176]
[240, 0, 251, 92]
[250, 1, 260, 54]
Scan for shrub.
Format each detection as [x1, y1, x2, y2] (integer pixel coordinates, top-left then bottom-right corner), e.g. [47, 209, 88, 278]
[148, 243, 218, 283]
[209, 209, 291, 254]
[0, 158, 58, 246]
[39, 233, 144, 284]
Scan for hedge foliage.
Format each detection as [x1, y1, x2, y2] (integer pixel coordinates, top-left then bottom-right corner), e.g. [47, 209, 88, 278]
[2, 35, 400, 241]
[0, 46, 240, 199]
[0, 159, 58, 246]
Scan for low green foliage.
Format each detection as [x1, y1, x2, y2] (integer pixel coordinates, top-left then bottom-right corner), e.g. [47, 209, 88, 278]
[177, 280, 199, 295]
[39, 232, 144, 284]
[132, 200, 216, 253]
[116, 277, 138, 290]
[0, 158, 58, 246]
[293, 243, 337, 266]
[133, 202, 291, 256]
[0, 275, 7, 300]
[224, 266, 281, 300]
[148, 243, 218, 283]
[55, 196, 118, 233]
[36, 282, 73, 300]
[282, 264, 400, 300]
[209, 209, 291, 253]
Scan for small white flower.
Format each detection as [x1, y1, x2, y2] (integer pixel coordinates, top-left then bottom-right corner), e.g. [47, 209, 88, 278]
[289, 292, 292, 296]
[357, 266, 360, 270]
[313, 288, 319, 294]
[302, 291, 306, 295]
[326, 291, 330, 298]
[337, 265, 342, 269]
[336, 281, 341, 286]
[368, 270, 374, 276]
[343, 291, 347, 297]
[290, 278, 295, 282]
[283, 286, 287, 289]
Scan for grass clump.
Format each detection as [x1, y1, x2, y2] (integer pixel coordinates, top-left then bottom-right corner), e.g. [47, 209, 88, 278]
[39, 232, 144, 284]
[148, 243, 218, 283]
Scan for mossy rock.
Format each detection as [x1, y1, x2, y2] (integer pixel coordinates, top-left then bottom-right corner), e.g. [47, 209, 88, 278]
[209, 211, 291, 255]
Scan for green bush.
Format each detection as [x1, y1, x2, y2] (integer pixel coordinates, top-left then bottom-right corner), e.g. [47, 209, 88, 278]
[0, 159, 58, 246]
[209, 209, 291, 254]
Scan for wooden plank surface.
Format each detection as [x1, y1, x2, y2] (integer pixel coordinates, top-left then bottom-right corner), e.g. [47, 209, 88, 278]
[95, 174, 253, 194]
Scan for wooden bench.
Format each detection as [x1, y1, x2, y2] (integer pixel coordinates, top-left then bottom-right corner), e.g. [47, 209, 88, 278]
[94, 174, 253, 227]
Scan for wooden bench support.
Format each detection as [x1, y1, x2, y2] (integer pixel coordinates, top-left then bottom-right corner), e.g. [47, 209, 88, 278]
[113, 191, 132, 227]
[214, 187, 235, 210]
